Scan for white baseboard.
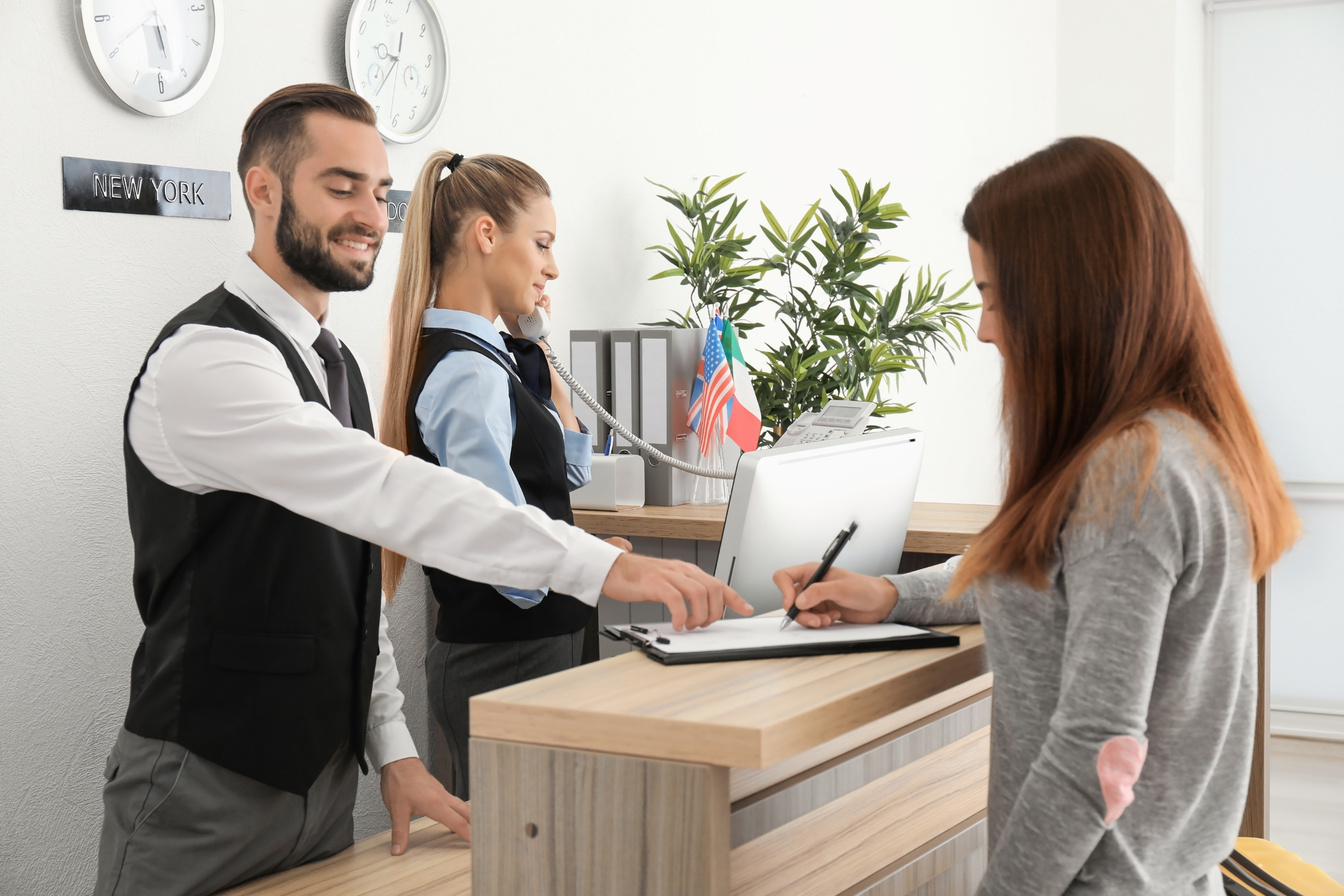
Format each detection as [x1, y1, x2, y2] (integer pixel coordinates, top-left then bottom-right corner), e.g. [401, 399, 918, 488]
[1271, 706, 1344, 742]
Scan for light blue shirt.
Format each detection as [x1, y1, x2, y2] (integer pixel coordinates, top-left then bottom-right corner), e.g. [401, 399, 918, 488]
[416, 309, 592, 608]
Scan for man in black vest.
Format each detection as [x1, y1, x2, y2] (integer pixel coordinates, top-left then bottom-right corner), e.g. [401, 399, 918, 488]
[96, 83, 750, 896]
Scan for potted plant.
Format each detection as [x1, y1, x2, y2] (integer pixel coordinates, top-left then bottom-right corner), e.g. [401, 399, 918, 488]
[646, 171, 978, 447]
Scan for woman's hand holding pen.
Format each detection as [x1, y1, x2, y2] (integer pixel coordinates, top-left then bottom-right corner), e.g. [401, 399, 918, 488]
[772, 564, 899, 628]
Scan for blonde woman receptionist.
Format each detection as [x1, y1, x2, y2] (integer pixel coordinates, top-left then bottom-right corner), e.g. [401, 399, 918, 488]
[775, 138, 1298, 895]
[380, 152, 651, 799]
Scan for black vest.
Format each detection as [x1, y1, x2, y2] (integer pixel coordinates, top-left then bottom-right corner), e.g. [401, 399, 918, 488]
[122, 286, 381, 795]
[408, 330, 591, 643]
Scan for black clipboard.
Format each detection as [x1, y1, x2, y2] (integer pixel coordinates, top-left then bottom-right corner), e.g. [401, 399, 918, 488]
[600, 620, 959, 666]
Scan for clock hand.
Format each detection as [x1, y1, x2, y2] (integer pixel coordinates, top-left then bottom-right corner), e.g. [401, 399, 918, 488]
[389, 34, 404, 110]
[111, 13, 155, 50]
[376, 58, 399, 97]
[140, 7, 171, 69]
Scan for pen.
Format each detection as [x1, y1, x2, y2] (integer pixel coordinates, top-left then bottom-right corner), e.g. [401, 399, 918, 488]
[604, 433, 614, 456]
[780, 521, 858, 631]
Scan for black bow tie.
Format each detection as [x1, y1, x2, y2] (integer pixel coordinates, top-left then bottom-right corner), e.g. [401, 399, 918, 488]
[501, 334, 552, 402]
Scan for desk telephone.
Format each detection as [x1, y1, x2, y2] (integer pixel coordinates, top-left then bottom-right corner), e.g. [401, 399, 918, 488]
[774, 400, 878, 448]
[518, 309, 876, 476]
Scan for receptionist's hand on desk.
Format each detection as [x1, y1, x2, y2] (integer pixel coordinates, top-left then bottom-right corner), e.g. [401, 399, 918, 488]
[773, 564, 898, 628]
[603, 553, 753, 630]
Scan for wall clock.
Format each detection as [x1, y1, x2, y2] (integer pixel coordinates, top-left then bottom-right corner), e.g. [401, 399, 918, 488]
[344, 0, 450, 144]
[75, 0, 223, 117]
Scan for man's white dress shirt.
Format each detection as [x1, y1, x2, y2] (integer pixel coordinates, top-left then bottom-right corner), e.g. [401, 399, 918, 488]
[127, 256, 621, 770]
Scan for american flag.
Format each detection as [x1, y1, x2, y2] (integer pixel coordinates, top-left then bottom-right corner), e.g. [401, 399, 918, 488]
[686, 313, 736, 453]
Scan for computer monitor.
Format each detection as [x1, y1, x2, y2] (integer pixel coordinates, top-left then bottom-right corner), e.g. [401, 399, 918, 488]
[714, 428, 925, 615]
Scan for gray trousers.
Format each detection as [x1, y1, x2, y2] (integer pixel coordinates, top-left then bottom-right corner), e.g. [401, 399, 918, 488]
[426, 629, 585, 801]
[94, 727, 357, 896]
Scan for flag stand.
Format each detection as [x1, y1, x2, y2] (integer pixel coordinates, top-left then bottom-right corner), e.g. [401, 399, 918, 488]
[690, 427, 734, 505]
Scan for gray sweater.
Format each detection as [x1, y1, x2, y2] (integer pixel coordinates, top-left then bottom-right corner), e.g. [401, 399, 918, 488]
[888, 411, 1256, 895]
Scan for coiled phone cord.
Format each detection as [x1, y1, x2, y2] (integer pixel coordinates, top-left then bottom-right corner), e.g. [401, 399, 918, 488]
[540, 345, 738, 480]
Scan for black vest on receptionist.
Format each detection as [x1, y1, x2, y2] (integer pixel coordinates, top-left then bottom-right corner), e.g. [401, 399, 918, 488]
[121, 286, 381, 795]
[408, 330, 591, 644]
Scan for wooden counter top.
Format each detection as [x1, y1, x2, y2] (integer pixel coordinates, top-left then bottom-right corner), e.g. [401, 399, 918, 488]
[471, 624, 986, 769]
[573, 501, 997, 555]
[220, 817, 469, 896]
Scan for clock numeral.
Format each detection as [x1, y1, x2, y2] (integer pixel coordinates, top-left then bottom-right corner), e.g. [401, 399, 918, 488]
[181, 66, 188, 78]
[189, 3, 205, 10]
[94, 14, 111, 22]
[109, 46, 119, 58]
[158, 72, 165, 94]
[410, 106, 416, 119]
[426, 53, 432, 67]
[375, 105, 380, 114]
[391, 113, 399, 127]
[421, 84, 428, 98]
[366, 0, 376, 11]
[191, 38, 201, 46]
[420, 24, 426, 37]
[406, 0, 412, 11]
[358, 20, 367, 34]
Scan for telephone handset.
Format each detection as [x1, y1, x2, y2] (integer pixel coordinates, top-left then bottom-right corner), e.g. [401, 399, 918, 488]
[774, 400, 877, 449]
[513, 306, 734, 480]
[517, 306, 552, 342]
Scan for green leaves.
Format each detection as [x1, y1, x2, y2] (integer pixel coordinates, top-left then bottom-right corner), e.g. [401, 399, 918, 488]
[743, 171, 976, 445]
[646, 170, 978, 446]
[643, 174, 767, 330]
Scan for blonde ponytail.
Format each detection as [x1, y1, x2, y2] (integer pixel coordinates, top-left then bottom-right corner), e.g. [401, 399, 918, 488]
[380, 151, 552, 599]
[380, 151, 457, 599]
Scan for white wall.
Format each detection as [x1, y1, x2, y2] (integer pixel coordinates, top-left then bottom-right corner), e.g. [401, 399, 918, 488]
[1057, 0, 1207, 258]
[0, 1, 1209, 893]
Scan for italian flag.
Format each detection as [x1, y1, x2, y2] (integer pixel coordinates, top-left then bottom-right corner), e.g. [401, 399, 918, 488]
[721, 319, 762, 452]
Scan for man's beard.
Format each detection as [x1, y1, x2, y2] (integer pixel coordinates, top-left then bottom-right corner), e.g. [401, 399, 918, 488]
[275, 194, 381, 293]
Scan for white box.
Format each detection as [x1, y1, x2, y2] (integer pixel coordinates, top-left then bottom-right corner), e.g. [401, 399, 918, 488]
[570, 455, 646, 510]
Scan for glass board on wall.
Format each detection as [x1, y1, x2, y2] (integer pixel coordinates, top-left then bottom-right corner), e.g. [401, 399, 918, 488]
[1212, 1, 1344, 713]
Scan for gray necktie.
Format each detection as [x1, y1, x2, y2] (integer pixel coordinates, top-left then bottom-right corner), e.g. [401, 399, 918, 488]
[311, 328, 353, 428]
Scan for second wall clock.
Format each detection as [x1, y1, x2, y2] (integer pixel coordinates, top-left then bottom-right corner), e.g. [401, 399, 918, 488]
[345, 0, 450, 144]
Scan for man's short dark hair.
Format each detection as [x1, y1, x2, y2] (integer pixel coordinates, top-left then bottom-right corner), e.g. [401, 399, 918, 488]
[237, 83, 377, 221]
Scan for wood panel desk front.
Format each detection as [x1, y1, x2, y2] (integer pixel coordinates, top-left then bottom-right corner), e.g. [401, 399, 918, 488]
[469, 624, 992, 895]
[226, 633, 993, 896]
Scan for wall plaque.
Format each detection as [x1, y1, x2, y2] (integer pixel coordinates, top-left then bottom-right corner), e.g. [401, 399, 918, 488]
[385, 189, 412, 234]
[62, 156, 231, 221]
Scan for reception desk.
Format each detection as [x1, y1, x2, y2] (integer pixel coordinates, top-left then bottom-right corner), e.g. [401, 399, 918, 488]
[469, 626, 991, 895]
[224, 501, 1268, 895]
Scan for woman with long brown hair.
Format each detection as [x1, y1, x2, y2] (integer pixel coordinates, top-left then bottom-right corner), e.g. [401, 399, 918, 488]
[774, 137, 1298, 894]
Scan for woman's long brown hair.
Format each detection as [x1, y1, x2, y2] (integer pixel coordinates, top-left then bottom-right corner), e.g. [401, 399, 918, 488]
[379, 153, 550, 599]
[949, 137, 1297, 596]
